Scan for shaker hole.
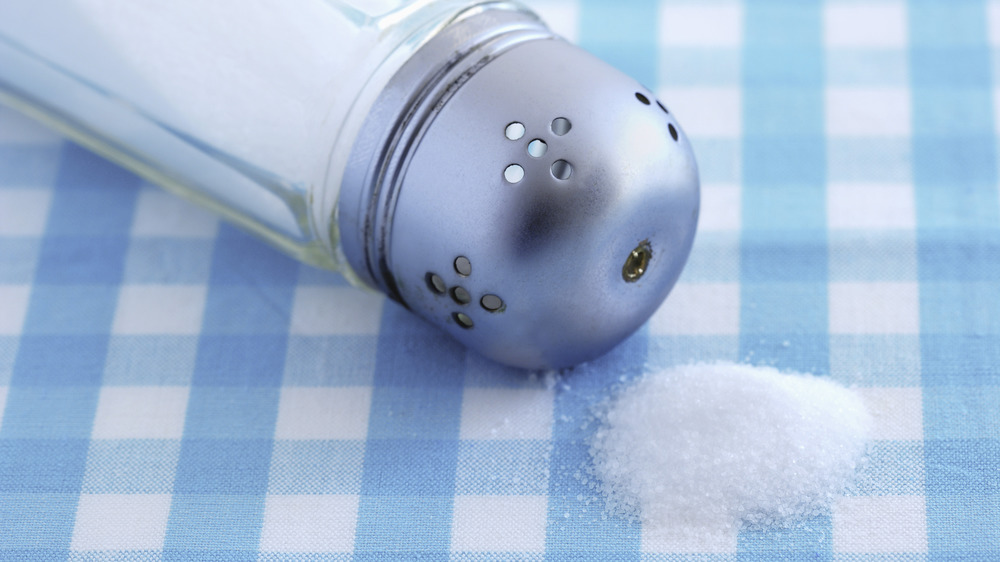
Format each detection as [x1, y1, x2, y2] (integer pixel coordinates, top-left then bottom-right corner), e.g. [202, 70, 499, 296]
[454, 312, 474, 329]
[668, 123, 679, 141]
[426, 272, 446, 295]
[527, 139, 547, 158]
[635, 92, 651, 105]
[551, 117, 572, 136]
[481, 294, 504, 312]
[454, 256, 472, 276]
[504, 164, 524, 183]
[657, 100, 669, 114]
[451, 286, 471, 305]
[551, 159, 573, 180]
[505, 122, 525, 140]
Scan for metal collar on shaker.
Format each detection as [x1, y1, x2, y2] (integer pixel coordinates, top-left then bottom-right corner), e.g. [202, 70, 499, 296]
[340, 4, 700, 370]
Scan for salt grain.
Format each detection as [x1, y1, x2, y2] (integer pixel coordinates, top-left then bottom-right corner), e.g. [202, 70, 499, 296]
[589, 362, 871, 531]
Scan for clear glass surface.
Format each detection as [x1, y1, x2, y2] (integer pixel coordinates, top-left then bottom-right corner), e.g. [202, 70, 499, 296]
[0, 0, 471, 275]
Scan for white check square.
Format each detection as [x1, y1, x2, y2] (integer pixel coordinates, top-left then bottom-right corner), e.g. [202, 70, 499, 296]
[71, 494, 172, 551]
[856, 387, 923, 441]
[827, 182, 915, 230]
[660, 88, 741, 138]
[91, 386, 189, 440]
[451, 495, 547, 552]
[643, 524, 737, 553]
[834, 496, 927, 552]
[987, 1, 1000, 47]
[290, 287, 384, 335]
[131, 187, 219, 238]
[0, 285, 31, 335]
[459, 387, 554, 440]
[650, 283, 740, 335]
[699, 183, 741, 231]
[659, 3, 743, 47]
[824, 2, 907, 48]
[0, 189, 51, 236]
[826, 88, 911, 137]
[829, 282, 920, 334]
[260, 495, 359, 552]
[274, 387, 372, 440]
[526, 0, 578, 43]
[112, 285, 207, 335]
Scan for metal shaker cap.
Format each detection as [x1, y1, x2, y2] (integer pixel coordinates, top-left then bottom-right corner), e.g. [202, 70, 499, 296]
[340, 7, 699, 370]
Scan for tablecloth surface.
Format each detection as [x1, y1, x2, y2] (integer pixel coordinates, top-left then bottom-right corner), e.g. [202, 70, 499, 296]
[1, 0, 998, 559]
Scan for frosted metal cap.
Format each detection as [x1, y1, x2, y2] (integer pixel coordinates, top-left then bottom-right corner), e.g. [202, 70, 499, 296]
[340, 5, 699, 370]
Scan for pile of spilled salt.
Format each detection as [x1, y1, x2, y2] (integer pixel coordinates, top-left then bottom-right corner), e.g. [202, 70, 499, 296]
[589, 362, 871, 531]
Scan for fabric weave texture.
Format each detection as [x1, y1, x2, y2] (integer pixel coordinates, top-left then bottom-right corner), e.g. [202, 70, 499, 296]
[0, 0, 998, 558]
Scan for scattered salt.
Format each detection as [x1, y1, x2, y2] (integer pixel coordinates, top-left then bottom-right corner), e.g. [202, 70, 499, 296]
[589, 362, 871, 532]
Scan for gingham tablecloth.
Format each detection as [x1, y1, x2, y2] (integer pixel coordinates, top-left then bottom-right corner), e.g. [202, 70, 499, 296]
[1, 0, 998, 559]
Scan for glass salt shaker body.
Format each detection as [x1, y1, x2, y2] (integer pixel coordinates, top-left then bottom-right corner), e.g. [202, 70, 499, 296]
[0, 0, 701, 370]
[0, 0, 481, 284]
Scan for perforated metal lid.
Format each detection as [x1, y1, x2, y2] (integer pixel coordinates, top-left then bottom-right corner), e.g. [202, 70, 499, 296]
[339, 5, 699, 370]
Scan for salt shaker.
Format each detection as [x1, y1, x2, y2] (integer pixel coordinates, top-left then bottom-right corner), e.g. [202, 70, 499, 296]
[0, 0, 699, 369]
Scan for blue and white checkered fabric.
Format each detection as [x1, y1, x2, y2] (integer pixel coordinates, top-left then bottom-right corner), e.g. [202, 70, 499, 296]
[1, 0, 998, 558]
